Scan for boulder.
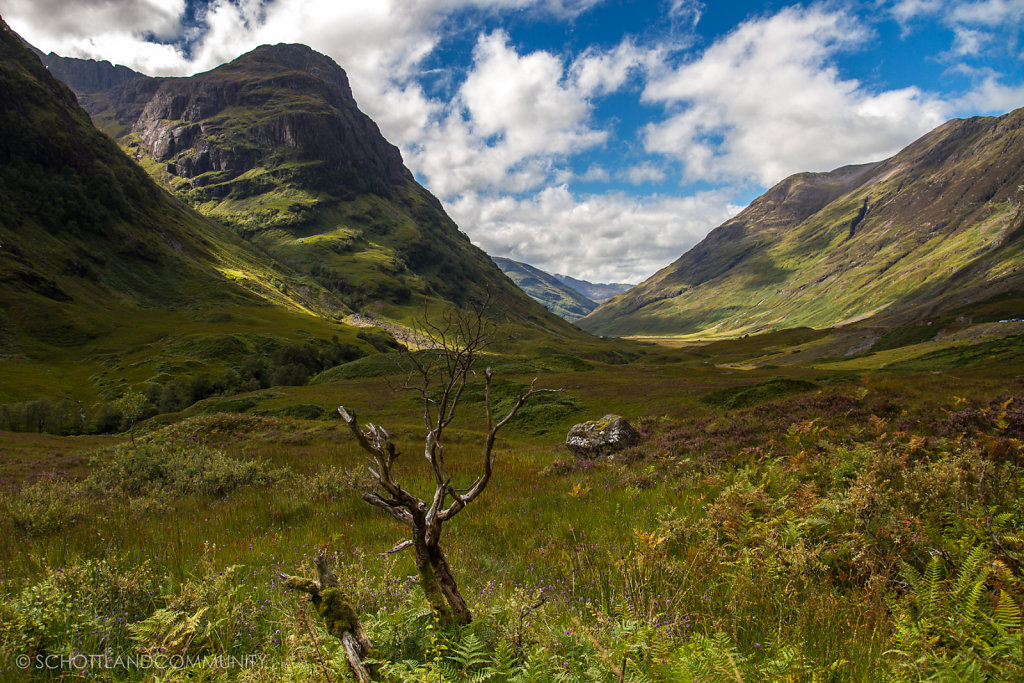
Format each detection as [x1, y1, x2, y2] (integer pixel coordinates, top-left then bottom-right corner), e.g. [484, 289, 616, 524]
[566, 414, 640, 459]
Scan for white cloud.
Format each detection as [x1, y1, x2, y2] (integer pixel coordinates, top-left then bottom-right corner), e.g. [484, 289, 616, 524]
[890, 0, 1024, 57]
[4, 0, 185, 44]
[623, 163, 666, 185]
[642, 6, 949, 186]
[890, 0, 944, 25]
[669, 0, 704, 29]
[579, 165, 612, 182]
[408, 30, 647, 196]
[955, 71, 1024, 111]
[571, 39, 650, 96]
[951, 0, 1024, 26]
[447, 186, 738, 282]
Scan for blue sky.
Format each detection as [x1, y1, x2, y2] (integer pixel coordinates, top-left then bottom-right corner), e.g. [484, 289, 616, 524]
[5, 0, 1023, 282]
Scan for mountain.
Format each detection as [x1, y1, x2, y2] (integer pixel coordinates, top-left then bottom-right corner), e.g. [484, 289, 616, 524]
[45, 42, 574, 336]
[579, 108, 1024, 337]
[492, 257, 597, 321]
[0, 17, 398, 407]
[553, 274, 633, 304]
[31, 48, 142, 94]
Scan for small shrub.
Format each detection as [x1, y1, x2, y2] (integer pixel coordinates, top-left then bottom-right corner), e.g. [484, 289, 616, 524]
[89, 441, 287, 498]
[306, 466, 351, 500]
[3, 476, 89, 536]
[0, 556, 159, 660]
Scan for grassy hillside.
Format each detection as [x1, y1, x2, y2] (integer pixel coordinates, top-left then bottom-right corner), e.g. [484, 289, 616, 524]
[493, 257, 597, 321]
[0, 18, 391, 415]
[58, 43, 583, 340]
[580, 109, 1024, 337]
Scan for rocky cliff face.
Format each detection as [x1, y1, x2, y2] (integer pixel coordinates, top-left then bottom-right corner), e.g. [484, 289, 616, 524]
[102, 44, 407, 191]
[34, 51, 142, 93]
[0, 16, 352, 356]
[580, 107, 1024, 336]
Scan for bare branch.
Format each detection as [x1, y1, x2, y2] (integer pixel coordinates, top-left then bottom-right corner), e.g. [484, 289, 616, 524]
[439, 376, 550, 521]
[361, 492, 415, 527]
[383, 540, 413, 556]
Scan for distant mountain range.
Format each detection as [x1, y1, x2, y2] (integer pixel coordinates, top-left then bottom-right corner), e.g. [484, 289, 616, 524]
[579, 107, 1024, 337]
[552, 274, 633, 304]
[493, 257, 634, 321]
[492, 257, 599, 321]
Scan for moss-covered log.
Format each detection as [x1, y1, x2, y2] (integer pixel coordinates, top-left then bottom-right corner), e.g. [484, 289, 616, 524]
[280, 550, 372, 682]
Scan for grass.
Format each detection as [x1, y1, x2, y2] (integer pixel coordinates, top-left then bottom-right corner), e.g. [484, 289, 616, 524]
[1, 343, 1021, 680]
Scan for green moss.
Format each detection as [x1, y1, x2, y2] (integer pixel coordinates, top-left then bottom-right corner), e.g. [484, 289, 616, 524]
[316, 587, 361, 638]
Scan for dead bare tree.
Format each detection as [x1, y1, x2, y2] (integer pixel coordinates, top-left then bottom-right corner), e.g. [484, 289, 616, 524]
[338, 304, 543, 625]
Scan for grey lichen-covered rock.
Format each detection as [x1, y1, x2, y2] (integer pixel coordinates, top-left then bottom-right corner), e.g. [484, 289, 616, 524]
[566, 414, 639, 459]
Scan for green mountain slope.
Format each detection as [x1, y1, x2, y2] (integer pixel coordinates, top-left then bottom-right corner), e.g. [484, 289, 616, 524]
[579, 108, 1024, 337]
[0, 18, 383, 407]
[50, 43, 577, 338]
[492, 257, 597, 321]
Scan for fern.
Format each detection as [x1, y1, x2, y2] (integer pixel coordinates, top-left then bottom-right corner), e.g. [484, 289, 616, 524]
[450, 632, 490, 673]
[951, 546, 992, 621]
[129, 605, 212, 655]
[671, 631, 747, 682]
[994, 591, 1021, 630]
[892, 543, 1024, 678]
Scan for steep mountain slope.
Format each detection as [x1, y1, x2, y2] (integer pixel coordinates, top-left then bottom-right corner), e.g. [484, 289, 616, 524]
[51, 43, 575, 337]
[0, 18, 378, 405]
[554, 274, 633, 304]
[493, 257, 597, 321]
[580, 109, 1024, 337]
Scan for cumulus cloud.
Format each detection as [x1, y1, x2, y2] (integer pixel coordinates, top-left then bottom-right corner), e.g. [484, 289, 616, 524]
[448, 187, 738, 282]
[4, 0, 185, 43]
[955, 70, 1024, 112]
[891, 0, 1024, 57]
[623, 163, 667, 185]
[407, 30, 654, 196]
[4, 0, 192, 74]
[571, 39, 652, 96]
[642, 6, 950, 186]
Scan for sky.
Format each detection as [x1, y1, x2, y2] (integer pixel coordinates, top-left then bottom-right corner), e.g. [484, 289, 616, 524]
[4, 1, 1024, 284]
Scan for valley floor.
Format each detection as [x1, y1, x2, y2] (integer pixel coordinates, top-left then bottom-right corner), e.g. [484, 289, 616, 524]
[1, 336, 1023, 681]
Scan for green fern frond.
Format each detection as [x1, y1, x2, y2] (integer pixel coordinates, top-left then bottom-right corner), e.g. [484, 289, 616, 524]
[450, 632, 490, 672]
[994, 591, 1021, 630]
[923, 555, 947, 619]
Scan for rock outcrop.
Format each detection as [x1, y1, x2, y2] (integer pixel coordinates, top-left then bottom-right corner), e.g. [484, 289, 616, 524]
[101, 43, 409, 191]
[566, 415, 640, 459]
